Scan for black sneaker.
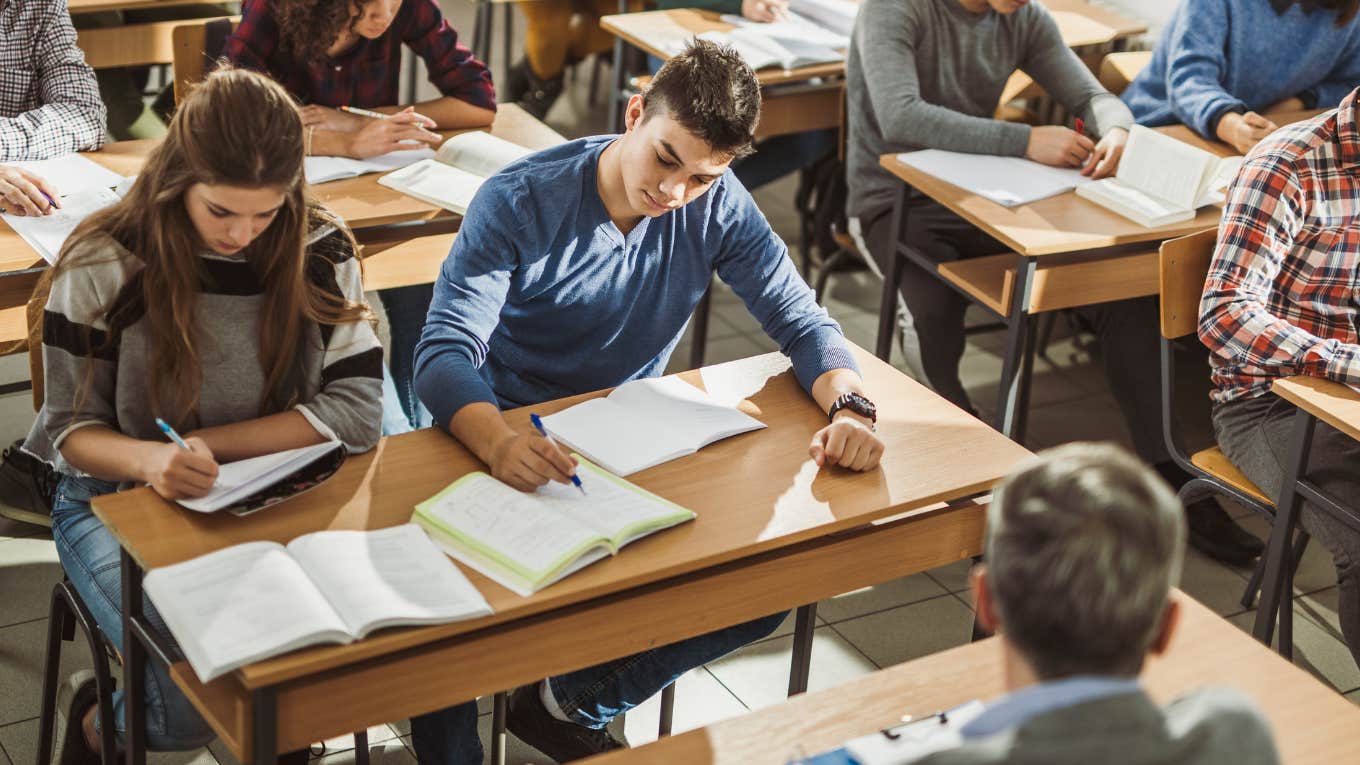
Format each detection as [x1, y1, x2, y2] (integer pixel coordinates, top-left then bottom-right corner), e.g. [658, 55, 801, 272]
[57, 671, 100, 765]
[516, 69, 565, 121]
[0, 439, 58, 528]
[1186, 497, 1265, 566]
[506, 684, 625, 762]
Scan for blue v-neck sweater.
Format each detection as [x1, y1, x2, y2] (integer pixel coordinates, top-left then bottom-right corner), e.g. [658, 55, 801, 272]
[414, 136, 856, 426]
[1122, 0, 1360, 138]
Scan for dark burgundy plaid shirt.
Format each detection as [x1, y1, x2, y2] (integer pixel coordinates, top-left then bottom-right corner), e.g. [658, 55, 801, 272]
[222, 0, 495, 111]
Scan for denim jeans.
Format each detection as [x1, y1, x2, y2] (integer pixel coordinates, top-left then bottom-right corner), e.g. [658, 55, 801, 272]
[411, 611, 786, 762]
[50, 474, 215, 751]
[379, 282, 435, 432]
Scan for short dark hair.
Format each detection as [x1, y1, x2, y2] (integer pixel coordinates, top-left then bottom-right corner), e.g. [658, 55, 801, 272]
[642, 39, 761, 159]
[985, 443, 1186, 680]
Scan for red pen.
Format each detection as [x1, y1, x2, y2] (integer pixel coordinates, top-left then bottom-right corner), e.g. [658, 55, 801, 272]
[1074, 117, 1085, 136]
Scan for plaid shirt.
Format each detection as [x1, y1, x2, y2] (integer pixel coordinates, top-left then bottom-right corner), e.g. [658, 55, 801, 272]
[223, 0, 495, 112]
[1199, 86, 1360, 403]
[0, 0, 105, 161]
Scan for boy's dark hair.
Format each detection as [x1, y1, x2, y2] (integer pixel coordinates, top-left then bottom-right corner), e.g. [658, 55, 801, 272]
[642, 39, 761, 159]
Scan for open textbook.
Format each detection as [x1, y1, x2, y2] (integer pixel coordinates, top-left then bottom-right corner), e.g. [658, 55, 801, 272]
[144, 524, 493, 683]
[894, 149, 1090, 208]
[303, 146, 436, 184]
[1, 154, 131, 264]
[378, 131, 532, 215]
[1075, 125, 1243, 227]
[666, 28, 843, 71]
[175, 441, 346, 516]
[789, 0, 858, 38]
[412, 460, 696, 596]
[540, 376, 766, 476]
[719, 11, 849, 49]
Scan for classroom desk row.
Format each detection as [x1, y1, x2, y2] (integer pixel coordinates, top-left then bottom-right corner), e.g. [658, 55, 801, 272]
[872, 109, 1324, 440]
[94, 344, 1032, 765]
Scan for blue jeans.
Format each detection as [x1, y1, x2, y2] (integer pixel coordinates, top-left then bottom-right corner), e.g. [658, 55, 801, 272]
[50, 475, 215, 751]
[412, 611, 787, 762]
[379, 283, 434, 432]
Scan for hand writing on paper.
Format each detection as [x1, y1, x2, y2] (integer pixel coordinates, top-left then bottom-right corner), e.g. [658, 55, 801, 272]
[0, 165, 59, 217]
[488, 431, 580, 492]
[1024, 126, 1095, 169]
[742, 0, 788, 22]
[809, 414, 884, 472]
[1082, 127, 1127, 179]
[142, 437, 219, 500]
[344, 108, 442, 159]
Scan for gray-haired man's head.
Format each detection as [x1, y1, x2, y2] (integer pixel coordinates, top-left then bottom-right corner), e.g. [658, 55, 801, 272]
[979, 442, 1186, 680]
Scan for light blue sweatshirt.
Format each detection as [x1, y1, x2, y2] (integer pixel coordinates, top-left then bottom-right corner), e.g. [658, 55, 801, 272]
[1122, 0, 1360, 137]
[413, 136, 857, 427]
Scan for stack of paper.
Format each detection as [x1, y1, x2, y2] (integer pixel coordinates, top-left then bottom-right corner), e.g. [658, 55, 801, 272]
[895, 149, 1090, 208]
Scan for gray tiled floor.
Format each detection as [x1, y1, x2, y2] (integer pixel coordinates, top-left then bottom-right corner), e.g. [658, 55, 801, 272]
[2, 3, 1357, 764]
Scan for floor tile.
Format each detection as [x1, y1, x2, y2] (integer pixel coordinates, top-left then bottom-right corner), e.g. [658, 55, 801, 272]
[0, 516, 48, 543]
[1020, 396, 1135, 454]
[6, 715, 219, 765]
[0, 536, 64, 627]
[705, 626, 877, 712]
[925, 559, 975, 594]
[1235, 513, 1336, 596]
[474, 715, 556, 765]
[316, 737, 412, 765]
[1178, 546, 1254, 618]
[619, 667, 749, 748]
[0, 619, 94, 727]
[1228, 591, 1360, 694]
[816, 574, 948, 624]
[829, 594, 975, 670]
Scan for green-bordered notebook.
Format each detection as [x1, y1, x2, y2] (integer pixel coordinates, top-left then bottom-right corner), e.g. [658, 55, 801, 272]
[411, 458, 695, 596]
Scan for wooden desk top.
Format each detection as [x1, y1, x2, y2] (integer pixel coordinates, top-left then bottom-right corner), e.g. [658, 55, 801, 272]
[0, 104, 564, 276]
[68, 0, 211, 12]
[879, 112, 1323, 258]
[583, 593, 1360, 765]
[93, 345, 1031, 687]
[1273, 376, 1360, 445]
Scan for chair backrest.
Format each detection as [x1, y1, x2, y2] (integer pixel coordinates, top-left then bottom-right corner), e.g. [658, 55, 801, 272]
[1098, 51, 1153, 96]
[171, 17, 241, 107]
[1159, 228, 1218, 340]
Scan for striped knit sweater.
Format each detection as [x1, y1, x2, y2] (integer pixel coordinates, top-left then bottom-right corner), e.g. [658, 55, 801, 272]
[24, 210, 384, 477]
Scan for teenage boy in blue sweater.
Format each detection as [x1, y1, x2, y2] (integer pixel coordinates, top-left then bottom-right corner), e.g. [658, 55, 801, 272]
[412, 40, 884, 762]
[1123, 0, 1360, 153]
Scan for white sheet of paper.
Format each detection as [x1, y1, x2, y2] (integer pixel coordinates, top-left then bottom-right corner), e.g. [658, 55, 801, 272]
[1, 186, 121, 264]
[9, 154, 124, 196]
[895, 149, 1091, 207]
[304, 147, 435, 184]
[176, 441, 341, 513]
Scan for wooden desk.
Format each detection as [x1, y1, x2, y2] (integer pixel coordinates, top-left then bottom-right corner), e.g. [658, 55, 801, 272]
[874, 111, 1323, 440]
[93, 346, 1031, 764]
[582, 593, 1360, 764]
[68, 0, 212, 11]
[1253, 376, 1360, 654]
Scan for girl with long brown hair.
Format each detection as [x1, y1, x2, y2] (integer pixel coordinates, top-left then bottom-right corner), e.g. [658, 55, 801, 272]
[26, 67, 383, 762]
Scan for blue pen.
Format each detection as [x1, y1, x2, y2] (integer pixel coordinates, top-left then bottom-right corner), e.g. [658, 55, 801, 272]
[155, 418, 192, 450]
[530, 413, 586, 495]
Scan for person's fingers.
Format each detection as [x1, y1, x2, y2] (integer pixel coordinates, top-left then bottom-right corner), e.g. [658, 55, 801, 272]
[22, 171, 60, 207]
[837, 436, 864, 469]
[859, 441, 885, 471]
[14, 177, 52, 215]
[808, 430, 828, 466]
[386, 123, 442, 145]
[1242, 111, 1271, 128]
[1080, 147, 1102, 176]
[823, 424, 848, 463]
[4, 183, 43, 216]
[179, 453, 219, 480]
[1074, 134, 1096, 153]
[510, 462, 550, 491]
[529, 437, 577, 480]
[521, 450, 568, 484]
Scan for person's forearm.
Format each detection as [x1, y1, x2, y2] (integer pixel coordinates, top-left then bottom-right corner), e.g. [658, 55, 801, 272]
[810, 368, 868, 415]
[60, 426, 162, 483]
[186, 411, 327, 463]
[376, 97, 495, 130]
[309, 127, 353, 157]
[448, 401, 517, 465]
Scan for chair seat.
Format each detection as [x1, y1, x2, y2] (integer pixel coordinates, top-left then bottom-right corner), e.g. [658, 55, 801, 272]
[1190, 447, 1272, 506]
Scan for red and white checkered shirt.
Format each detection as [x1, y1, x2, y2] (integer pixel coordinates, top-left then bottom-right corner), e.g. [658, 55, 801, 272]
[0, 0, 105, 161]
[1199, 86, 1360, 404]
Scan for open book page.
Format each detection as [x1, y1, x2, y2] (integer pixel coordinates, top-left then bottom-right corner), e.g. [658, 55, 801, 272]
[541, 397, 693, 476]
[144, 542, 352, 683]
[2, 186, 121, 264]
[1114, 126, 1217, 211]
[606, 376, 766, 452]
[789, 0, 858, 38]
[718, 11, 849, 49]
[1077, 178, 1193, 226]
[378, 160, 487, 215]
[286, 525, 492, 639]
[304, 147, 435, 184]
[177, 441, 342, 513]
[9, 154, 124, 196]
[416, 473, 606, 582]
[895, 150, 1089, 207]
[704, 28, 842, 69]
[546, 460, 695, 548]
[433, 131, 532, 178]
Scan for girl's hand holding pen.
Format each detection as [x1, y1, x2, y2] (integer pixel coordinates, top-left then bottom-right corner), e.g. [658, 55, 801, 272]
[143, 437, 218, 500]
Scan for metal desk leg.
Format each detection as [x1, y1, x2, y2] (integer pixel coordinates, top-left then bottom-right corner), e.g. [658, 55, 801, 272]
[491, 691, 507, 765]
[1252, 408, 1315, 651]
[874, 186, 909, 361]
[354, 730, 370, 765]
[121, 550, 147, 765]
[403, 50, 417, 105]
[787, 603, 817, 696]
[657, 684, 676, 737]
[1011, 314, 1039, 444]
[250, 689, 277, 765]
[608, 36, 626, 133]
[993, 256, 1037, 439]
[502, 3, 513, 73]
[689, 283, 712, 370]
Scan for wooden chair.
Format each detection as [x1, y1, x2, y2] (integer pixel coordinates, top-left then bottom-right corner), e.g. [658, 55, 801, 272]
[1158, 229, 1307, 631]
[170, 17, 241, 106]
[1099, 50, 1153, 96]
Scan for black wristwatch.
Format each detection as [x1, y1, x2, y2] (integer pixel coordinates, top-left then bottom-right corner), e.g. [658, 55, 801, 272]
[828, 392, 877, 426]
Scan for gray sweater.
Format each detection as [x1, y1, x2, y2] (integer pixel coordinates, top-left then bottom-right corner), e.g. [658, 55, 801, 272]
[846, 0, 1135, 219]
[25, 212, 384, 476]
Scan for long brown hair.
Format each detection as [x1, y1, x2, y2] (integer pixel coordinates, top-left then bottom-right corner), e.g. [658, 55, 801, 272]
[54, 67, 371, 428]
[273, 0, 373, 64]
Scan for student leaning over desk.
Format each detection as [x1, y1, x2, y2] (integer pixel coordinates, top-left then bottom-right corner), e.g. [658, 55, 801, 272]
[1122, 0, 1360, 155]
[413, 40, 884, 762]
[223, 0, 496, 435]
[0, 0, 106, 217]
[21, 68, 383, 765]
